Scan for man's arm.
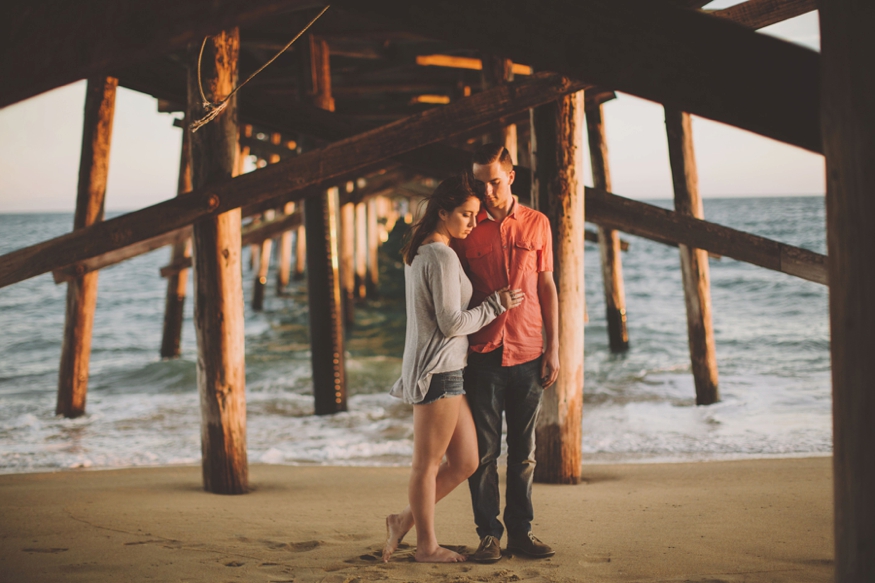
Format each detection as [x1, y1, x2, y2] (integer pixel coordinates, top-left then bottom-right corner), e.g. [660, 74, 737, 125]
[538, 271, 560, 388]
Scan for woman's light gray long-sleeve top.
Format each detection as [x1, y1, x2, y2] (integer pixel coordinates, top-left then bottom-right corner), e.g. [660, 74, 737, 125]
[391, 242, 505, 404]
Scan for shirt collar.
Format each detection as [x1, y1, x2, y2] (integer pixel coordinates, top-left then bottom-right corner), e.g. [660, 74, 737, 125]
[480, 195, 519, 222]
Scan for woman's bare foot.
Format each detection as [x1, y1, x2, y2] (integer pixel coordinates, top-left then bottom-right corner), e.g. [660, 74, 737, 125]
[414, 545, 467, 563]
[382, 514, 410, 562]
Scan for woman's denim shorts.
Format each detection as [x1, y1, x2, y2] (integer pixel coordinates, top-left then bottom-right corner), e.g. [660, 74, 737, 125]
[418, 369, 465, 405]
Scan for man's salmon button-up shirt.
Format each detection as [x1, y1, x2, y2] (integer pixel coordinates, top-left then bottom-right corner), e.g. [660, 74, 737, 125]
[450, 200, 553, 367]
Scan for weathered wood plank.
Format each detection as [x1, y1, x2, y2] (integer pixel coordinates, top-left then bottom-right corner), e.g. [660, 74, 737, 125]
[665, 107, 720, 406]
[708, 0, 817, 30]
[187, 29, 248, 495]
[586, 102, 629, 353]
[0, 73, 586, 290]
[532, 90, 586, 485]
[820, 2, 875, 580]
[301, 33, 347, 416]
[56, 76, 117, 419]
[585, 188, 827, 286]
[0, 0, 320, 108]
[56, 208, 303, 282]
[54, 227, 191, 284]
[160, 125, 193, 359]
[333, 0, 822, 152]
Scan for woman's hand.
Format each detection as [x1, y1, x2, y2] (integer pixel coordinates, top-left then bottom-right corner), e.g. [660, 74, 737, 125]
[497, 287, 524, 310]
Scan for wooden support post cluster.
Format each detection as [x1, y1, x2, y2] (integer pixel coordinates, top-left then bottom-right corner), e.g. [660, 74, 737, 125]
[160, 122, 193, 359]
[56, 76, 117, 418]
[819, 2, 875, 580]
[665, 109, 719, 405]
[530, 91, 586, 484]
[186, 29, 248, 494]
[300, 34, 347, 415]
[585, 101, 629, 352]
[481, 55, 517, 162]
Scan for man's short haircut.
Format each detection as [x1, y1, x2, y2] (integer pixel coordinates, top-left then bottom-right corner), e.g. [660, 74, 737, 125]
[472, 143, 514, 172]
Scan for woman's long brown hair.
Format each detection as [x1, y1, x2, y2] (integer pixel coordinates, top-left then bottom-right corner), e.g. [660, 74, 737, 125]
[400, 173, 485, 265]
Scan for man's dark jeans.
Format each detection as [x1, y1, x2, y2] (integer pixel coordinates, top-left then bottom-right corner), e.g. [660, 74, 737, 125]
[465, 347, 543, 540]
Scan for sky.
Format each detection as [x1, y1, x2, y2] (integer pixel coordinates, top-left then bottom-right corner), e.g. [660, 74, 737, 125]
[0, 5, 823, 213]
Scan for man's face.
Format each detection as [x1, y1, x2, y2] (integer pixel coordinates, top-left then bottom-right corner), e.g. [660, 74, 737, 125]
[472, 161, 515, 212]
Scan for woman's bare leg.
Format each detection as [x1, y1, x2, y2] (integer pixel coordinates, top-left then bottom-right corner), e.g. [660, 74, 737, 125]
[384, 396, 479, 562]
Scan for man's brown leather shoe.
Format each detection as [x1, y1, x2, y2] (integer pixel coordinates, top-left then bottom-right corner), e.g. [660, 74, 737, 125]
[472, 535, 502, 563]
[506, 532, 555, 558]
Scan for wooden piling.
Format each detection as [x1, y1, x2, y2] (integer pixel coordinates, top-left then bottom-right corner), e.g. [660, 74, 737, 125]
[355, 201, 367, 298]
[294, 209, 306, 280]
[56, 76, 117, 418]
[481, 55, 517, 161]
[300, 34, 347, 415]
[276, 202, 294, 293]
[585, 101, 629, 353]
[366, 196, 379, 296]
[160, 120, 193, 359]
[340, 194, 356, 327]
[819, 3, 875, 580]
[664, 108, 719, 405]
[252, 209, 274, 311]
[530, 91, 586, 484]
[186, 29, 247, 494]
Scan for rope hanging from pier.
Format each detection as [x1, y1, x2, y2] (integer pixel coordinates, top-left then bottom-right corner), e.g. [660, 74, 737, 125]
[190, 5, 331, 133]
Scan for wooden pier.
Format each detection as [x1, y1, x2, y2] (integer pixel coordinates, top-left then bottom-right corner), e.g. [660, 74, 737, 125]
[3, 1, 870, 579]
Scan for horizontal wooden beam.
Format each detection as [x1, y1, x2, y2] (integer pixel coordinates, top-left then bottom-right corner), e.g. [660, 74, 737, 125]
[335, 0, 822, 153]
[585, 188, 827, 285]
[415, 55, 533, 75]
[52, 227, 190, 284]
[161, 211, 304, 277]
[0, 0, 321, 108]
[241, 210, 302, 246]
[0, 72, 586, 289]
[708, 0, 817, 31]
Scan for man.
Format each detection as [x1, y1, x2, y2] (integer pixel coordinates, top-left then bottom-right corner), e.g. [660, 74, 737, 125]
[451, 144, 560, 563]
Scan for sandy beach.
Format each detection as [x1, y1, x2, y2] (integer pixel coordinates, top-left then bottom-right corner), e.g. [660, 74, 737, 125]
[0, 457, 833, 582]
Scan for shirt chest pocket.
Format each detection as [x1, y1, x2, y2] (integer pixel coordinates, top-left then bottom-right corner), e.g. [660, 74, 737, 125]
[514, 241, 538, 272]
[465, 243, 500, 282]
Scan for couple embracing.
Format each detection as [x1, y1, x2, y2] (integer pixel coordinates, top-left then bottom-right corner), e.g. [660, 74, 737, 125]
[384, 144, 559, 564]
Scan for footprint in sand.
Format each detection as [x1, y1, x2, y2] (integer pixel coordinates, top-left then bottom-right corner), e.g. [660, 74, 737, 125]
[288, 540, 322, 552]
[22, 547, 68, 554]
[578, 554, 611, 564]
[262, 539, 322, 552]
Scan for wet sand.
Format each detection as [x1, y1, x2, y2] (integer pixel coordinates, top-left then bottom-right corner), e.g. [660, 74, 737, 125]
[0, 457, 833, 582]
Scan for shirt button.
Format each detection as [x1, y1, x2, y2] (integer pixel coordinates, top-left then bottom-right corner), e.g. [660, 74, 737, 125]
[502, 245, 507, 249]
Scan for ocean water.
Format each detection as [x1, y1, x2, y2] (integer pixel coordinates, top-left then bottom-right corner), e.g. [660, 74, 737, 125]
[0, 196, 831, 474]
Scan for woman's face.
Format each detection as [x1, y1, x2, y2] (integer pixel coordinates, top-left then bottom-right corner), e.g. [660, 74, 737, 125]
[440, 196, 480, 239]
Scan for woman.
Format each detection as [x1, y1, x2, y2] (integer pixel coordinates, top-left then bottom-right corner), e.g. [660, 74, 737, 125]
[383, 174, 523, 563]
